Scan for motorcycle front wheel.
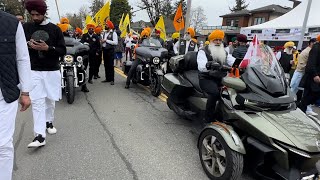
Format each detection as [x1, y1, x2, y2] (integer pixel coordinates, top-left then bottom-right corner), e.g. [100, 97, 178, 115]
[150, 74, 162, 97]
[65, 75, 75, 104]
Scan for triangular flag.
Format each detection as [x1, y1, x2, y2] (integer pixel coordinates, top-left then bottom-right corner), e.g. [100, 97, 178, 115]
[120, 14, 130, 38]
[94, 1, 110, 28]
[173, 3, 184, 31]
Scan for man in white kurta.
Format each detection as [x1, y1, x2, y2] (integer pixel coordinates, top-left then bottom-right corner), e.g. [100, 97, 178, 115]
[24, 0, 66, 148]
[0, 12, 32, 180]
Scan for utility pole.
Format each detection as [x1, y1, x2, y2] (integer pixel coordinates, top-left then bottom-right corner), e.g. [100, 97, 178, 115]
[297, 0, 312, 50]
[185, 0, 192, 32]
[55, 0, 61, 20]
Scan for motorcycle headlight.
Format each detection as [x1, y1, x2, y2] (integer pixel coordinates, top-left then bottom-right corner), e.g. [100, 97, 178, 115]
[76, 56, 83, 63]
[64, 55, 74, 64]
[153, 57, 160, 64]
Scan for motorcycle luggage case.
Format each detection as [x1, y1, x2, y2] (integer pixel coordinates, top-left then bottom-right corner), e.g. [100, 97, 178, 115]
[122, 61, 132, 75]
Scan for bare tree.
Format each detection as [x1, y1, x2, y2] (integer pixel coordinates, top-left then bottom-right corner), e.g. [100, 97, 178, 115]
[138, 0, 162, 26]
[63, 5, 89, 28]
[190, 6, 207, 34]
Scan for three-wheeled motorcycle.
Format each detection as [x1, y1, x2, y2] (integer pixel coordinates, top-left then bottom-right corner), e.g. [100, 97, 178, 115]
[162, 44, 320, 180]
[123, 38, 168, 97]
[60, 37, 89, 104]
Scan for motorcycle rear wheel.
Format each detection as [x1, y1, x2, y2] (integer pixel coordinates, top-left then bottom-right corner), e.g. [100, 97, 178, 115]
[65, 75, 75, 104]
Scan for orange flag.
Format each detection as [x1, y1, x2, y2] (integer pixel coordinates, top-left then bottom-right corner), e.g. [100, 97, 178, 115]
[173, 3, 185, 31]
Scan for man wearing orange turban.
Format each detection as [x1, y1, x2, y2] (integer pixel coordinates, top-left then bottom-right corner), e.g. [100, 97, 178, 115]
[94, 26, 103, 78]
[276, 41, 295, 74]
[197, 29, 228, 122]
[24, 0, 67, 148]
[173, 27, 198, 55]
[80, 23, 101, 85]
[101, 20, 118, 85]
[74, 27, 83, 39]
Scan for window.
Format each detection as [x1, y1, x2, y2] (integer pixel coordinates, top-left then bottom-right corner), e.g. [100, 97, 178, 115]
[254, 17, 265, 25]
[226, 19, 239, 27]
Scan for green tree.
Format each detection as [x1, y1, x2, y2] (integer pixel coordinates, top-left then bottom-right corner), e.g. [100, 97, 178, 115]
[1, 0, 25, 16]
[229, 0, 249, 12]
[110, 0, 131, 26]
[90, 0, 104, 16]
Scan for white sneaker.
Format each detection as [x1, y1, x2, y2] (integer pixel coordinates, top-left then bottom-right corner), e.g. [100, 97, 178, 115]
[28, 135, 46, 148]
[306, 111, 318, 116]
[46, 122, 57, 134]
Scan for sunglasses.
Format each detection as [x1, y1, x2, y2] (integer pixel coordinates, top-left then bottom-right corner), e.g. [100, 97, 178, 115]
[89, 28, 94, 30]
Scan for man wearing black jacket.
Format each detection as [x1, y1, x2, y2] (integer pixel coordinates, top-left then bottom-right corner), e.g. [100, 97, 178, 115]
[81, 24, 101, 84]
[24, 0, 66, 148]
[299, 37, 320, 113]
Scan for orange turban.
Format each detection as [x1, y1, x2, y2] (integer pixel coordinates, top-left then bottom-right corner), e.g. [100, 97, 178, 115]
[317, 35, 320, 42]
[106, 20, 114, 29]
[186, 27, 195, 38]
[95, 26, 102, 34]
[140, 29, 150, 38]
[58, 24, 69, 33]
[86, 23, 95, 30]
[75, 27, 82, 35]
[208, 30, 225, 41]
[60, 17, 69, 24]
[144, 27, 151, 34]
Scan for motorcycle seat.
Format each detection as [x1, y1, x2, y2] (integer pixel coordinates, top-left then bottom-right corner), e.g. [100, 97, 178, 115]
[183, 70, 203, 93]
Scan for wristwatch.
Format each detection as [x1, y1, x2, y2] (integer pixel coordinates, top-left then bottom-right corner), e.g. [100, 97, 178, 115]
[49, 46, 56, 51]
[21, 92, 29, 96]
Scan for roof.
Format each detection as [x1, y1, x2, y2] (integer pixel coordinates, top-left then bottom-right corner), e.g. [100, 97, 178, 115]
[220, 10, 250, 18]
[220, 4, 291, 18]
[250, 4, 291, 14]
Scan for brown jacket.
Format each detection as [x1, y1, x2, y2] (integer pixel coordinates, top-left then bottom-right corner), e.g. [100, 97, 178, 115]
[296, 47, 311, 72]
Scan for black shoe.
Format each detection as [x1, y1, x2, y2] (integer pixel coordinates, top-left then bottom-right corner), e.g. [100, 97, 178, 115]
[27, 134, 46, 148]
[101, 80, 110, 83]
[111, 81, 114, 85]
[93, 76, 98, 79]
[81, 85, 90, 92]
[88, 80, 93, 84]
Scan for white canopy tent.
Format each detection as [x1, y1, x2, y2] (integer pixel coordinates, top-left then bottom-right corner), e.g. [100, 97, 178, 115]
[241, 0, 320, 41]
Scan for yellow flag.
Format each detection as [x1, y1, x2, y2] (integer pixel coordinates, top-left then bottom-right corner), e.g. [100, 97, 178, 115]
[83, 15, 97, 33]
[120, 14, 130, 38]
[94, 1, 110, 28]
[119, 13, 124, 29]
[155, 16, 166, 41]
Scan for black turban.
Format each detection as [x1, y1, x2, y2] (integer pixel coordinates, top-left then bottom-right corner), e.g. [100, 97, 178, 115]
[25, 0, 47, 15]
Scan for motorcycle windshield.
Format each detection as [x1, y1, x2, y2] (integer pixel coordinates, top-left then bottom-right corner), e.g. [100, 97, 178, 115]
[241, 43, 286, 96]
[141, 38, 162, 47]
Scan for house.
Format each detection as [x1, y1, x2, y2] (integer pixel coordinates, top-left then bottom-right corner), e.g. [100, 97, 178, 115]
[202, 3, 294, 42]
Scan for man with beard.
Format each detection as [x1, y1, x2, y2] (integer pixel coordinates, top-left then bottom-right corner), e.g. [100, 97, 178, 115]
[225, 37, 237, 55]
[80, 23, 101, 84]
[23, 0, 66, 148]
[0, 10, 32, 180]
[299, 36, 320, 114]
[197, 29, 228, 122]
[74, 27, 83, 40]
[232, 34, 248, 67]
[101, 20, 118, 85]
[174, 27, 198, 55]
[276, 41, 295, 74]
[154, 29, 164, 47]
[166, 32, 180, 58]
[125, 29, 150, 89]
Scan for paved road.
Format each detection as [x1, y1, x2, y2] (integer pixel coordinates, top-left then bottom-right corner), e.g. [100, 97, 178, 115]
[12, 67, 259, 180]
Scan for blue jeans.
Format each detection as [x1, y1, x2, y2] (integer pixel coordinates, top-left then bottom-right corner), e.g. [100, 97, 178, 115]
[290, 71, 304, 94]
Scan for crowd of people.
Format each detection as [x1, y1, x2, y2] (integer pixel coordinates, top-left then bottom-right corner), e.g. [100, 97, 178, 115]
[2, 0, 320, 179]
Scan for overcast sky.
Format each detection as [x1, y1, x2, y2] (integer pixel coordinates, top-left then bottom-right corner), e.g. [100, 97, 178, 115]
[47, 0, 294, 26]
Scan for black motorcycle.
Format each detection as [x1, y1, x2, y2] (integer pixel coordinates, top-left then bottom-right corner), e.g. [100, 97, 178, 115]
[123, 38, 168, 97]
[60, 37, 89, 104]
